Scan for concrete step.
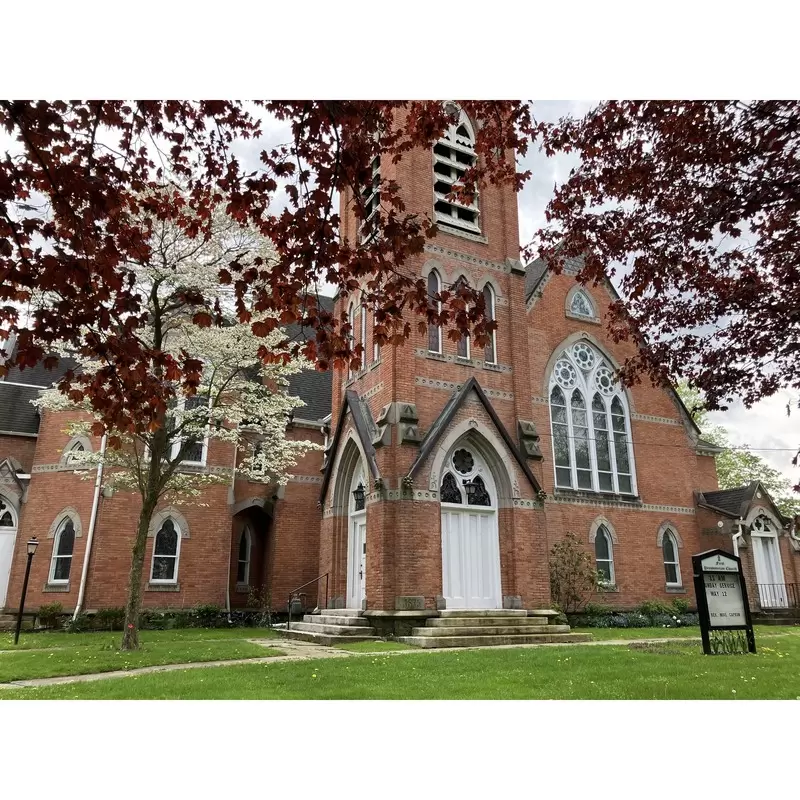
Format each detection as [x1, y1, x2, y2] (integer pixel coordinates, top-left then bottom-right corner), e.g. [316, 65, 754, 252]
[303, 614, 372, 627]
[411, 624, 570, 637]
[397, 632, 593, 649]
[427, 616, 553, 628]
[316, 608, 364, 616]
[290, 621, 376, 636]
[282, 629, 378, 646]
[439, 609, 528, 618]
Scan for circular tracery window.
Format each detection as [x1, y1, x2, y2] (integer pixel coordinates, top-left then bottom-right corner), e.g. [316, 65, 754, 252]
[752, 515, 773, 534]
[453, 448, 475, 475]
[571, 342, 595, 371]
[594, 365, 615, 395]
[554, 359, 577, 389]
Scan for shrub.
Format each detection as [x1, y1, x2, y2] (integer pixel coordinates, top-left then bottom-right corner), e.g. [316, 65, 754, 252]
[94, 607, 125, 631]
[583, 602, 613, 617]
[65, 612, 91, 633]
[549, 532, 599, 613]
[671, 598, 690, 615]
[37, 602, 63, 630]
[636, 600, 673, 617]
[193, 604, 224, 628]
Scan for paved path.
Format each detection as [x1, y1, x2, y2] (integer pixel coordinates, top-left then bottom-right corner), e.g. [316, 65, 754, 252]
[0, 634, 707, 689]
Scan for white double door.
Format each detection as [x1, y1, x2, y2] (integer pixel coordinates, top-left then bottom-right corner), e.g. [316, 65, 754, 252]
[0, 526, 17, 609]
[752, 534, 787, 608]
[441, 506, 501, 609]
[346, 512, 367, 609]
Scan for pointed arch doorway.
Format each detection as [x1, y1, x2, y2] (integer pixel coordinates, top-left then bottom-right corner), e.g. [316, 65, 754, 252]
[439, 444, 502, 609]
[0, 494, 18, 609]
[346, 465, 367, 609]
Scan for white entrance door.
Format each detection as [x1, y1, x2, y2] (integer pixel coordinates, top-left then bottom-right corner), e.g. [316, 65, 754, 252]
[752, 534, 787, 608]
[0, 525, 17, 609]
[347, 513, 366, 609]
[441, 508, 501, 609]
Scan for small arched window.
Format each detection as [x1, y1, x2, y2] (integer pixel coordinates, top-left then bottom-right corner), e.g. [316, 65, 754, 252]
[548, 341, 636, 495]
[63, 440, 86, 467]
[0, 496, 16, 528]
[237, 525, 252, 586]
[662, 530, 681, 586]
[347, 302, 356, 380]
[359, 301, 367, 370]
[427, 270, 442, 354]
[50, 518, 75, 584]
[433, 104, 480, 235]
[372, 302, 381, 364]
[568, 289, 596, 319]
[453, 276, 470, 359]
[483, 284, 496, 365]
[150, 518, 181, 584]
[594, 525, 615, 585]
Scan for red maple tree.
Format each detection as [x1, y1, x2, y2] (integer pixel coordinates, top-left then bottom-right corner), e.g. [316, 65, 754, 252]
[0, 100, 535, 436]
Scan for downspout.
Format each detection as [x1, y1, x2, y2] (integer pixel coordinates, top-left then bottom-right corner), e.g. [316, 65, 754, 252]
[225, 442, 238, 622]
[72, 433, 107, 620]
[732, 517, 745, 558]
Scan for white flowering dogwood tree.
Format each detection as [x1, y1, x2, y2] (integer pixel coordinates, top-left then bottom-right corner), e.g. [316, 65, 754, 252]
[37, 202, 319, 650]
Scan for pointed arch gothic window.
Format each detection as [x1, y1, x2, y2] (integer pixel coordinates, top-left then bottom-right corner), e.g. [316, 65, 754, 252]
[237, 525, 252, 586]
[433, 104, 480, 235]
[427, 270, 442, 354]
[548, 341, 636, 495]
[594, 524, 615, 584]
[49, 518, 75, 584]
[662, 529, 681, 586]
[439, 446, 494, 507]
[569, 289, 596, 319]
[359, 154, 381, 242]
[483, 284, 497, 365]
[453, 276, 470, 359]
[150, 518, 181, 584]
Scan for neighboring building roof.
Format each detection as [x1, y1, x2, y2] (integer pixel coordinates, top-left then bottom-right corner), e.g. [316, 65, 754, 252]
[0, 383, 42, 435]
[406, 376, 542, 493]
[3, 354, 77, 388]
[697, 481, 789, 524]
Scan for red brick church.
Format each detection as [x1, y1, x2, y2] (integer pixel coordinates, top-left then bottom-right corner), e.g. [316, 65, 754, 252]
[1, 105, 798, 641]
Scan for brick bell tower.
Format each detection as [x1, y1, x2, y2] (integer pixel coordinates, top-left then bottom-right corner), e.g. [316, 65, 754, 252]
[317, 103, 550, 626]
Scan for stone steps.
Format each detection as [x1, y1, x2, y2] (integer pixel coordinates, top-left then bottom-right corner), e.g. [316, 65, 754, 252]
[282, 610, 379, 646]
[397, 632, 592, 649]
[426, 616, 553, 628]
[410, 624, 571, 637]
[438, 609, 528, 618]
[302, 614, 372, 627]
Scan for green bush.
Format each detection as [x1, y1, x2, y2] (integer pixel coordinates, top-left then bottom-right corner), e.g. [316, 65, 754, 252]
[636, 600, 673, 617]
[65, 612, 92, 633]
[94, 607, 125, 631]
[671, 598, 690, 615]
[37, 602, 64, 630]
[549, 532, 599, 613]
[193, 604, 224, 628]
[583, 602, 613, 617]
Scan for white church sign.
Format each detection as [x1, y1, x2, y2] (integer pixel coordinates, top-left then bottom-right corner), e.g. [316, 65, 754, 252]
[692, 549, 756, 655]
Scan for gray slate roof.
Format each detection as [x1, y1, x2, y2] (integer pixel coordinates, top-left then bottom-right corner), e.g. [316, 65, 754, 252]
[0, 383, 42, 435]
[524, 254, 585, 302]
[699, 486, 754, 517]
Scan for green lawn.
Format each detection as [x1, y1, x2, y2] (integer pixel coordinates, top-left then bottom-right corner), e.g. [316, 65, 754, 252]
[580, 624, 798, 641]
[0, 626, 278, 651]
[0, 628, 282, 684]
[4, 629, 799, 699]
[335, 640, 415, 653]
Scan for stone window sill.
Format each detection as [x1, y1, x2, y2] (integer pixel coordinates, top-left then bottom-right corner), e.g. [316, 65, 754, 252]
[235, 583, 250, 594]
[146, 582, 181, 592]
[368, 359, 381, 371]
[43, 582, 70, 593]
[554, 488, 642, 506]
[454, 356, 475, 367]
[425, 351, 447, 362]
[566, 311, 601, 325]
[438, 225, 488, 246]
[666, 585, 687, 594]
[597, 583, 619, 593]
[483, 362, 503, 373]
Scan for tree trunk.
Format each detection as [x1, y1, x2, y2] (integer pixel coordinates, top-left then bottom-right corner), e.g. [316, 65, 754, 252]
[120, 495, 158, 650]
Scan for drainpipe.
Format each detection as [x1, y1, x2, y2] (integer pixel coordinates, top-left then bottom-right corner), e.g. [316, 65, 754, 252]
[225, 442, 238, 622]
[731, 517, 745, 558]
[72, 433, 107, 620]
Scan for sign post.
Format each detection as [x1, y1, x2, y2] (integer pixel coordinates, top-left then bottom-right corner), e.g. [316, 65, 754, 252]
[692, 549, 756, 655]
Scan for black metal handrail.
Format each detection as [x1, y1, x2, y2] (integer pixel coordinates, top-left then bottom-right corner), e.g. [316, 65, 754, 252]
[287, 572, 329, 631]
[755, 583, 799, 609]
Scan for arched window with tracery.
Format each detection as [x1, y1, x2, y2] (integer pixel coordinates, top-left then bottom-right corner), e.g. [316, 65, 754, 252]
[347, 301, 356, 380]
[568, 288, 596, 320]
[150, 518, 181, 584]
[662, 529, 681, 586]
[439, 446, 493, 507]
[548, 341, 636, 494]
[433, 104, 480, 235]
[594, 524, 615, 585]
[453, 276, 470, 359]
[483, 284, 496, 365]
[49, 517, 76, 584]
[0, 496, 16, 529]
[237, 525, 252, 586]
[427, 270, 442, 354]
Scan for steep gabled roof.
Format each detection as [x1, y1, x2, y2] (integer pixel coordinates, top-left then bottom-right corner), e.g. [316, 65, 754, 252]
[697, 481, 789, 524]
[0, 383, 42, 435]
[319, 389, 380, 504]
[406, 376, 542, 493]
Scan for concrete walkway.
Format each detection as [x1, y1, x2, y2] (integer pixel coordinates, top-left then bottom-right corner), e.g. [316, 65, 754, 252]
[0, 634, 708, 689]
